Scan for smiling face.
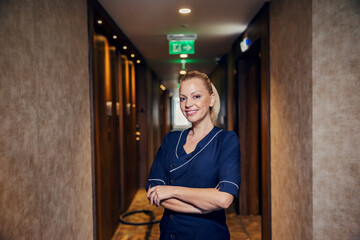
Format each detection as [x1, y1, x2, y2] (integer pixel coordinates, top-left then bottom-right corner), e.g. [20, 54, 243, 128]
[179, 77, 215, 125]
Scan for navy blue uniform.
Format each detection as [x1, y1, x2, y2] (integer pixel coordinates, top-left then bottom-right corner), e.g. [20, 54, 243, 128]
[146, 126, 241, 240]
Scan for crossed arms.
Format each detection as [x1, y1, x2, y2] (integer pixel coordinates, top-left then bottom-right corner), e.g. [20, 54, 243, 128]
[146, 185, 234, 214]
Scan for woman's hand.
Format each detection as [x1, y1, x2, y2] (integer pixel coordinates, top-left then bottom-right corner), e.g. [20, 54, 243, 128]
[147, 185, 176, 207]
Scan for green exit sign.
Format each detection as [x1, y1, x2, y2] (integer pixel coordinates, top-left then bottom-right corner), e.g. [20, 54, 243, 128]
[169, 40, 195, 54]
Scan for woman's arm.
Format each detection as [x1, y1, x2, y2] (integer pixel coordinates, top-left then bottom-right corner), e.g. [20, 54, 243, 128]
[147, 186, 234, 212]
[147, 185, 210, 214]
[160, 198, 210, 214]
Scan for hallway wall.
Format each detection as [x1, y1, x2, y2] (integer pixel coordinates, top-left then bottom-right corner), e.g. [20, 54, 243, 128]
[312, 0, 360, 238]
[0, 0, 93, 239]
[270, 0, 313, 239]
[270, 0, 359, 239]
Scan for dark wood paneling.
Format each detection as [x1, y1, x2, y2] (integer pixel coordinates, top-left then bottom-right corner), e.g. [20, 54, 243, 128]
[119, 56, 139, 212]
[152, 74, 161, 154]
[160, 89, 171, 139]
[115, 52, 125, 213]
[259, 7, 271, 239]
[237, 56, 261, 215]
[136, 65, 149, 188]
[93, 35, 120, 240]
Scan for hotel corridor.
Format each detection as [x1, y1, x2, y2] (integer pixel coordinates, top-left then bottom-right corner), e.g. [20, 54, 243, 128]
[1, 0, 359, 239]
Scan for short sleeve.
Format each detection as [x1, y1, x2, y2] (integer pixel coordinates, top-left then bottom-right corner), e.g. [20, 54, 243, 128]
[146, 135, 168, 190]
[216, 131, 241, 198]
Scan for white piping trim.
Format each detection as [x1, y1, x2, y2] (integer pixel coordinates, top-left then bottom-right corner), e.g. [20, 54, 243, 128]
[175, 130, 185, 159]
[148, 179, 166, 185]
[170, 130, 223, 173]
[216, 180, 239, 189]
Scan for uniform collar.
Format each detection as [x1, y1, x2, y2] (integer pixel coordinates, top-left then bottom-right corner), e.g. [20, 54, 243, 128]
[176, 126, 221, 158]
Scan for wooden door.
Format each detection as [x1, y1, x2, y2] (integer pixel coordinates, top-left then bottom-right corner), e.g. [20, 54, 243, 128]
[93, 35, 120, 240]
[235, 42, 261, 215]
[118, 55, 138, 212]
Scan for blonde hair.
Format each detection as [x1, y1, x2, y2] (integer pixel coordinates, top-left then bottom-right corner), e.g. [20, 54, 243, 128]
[180, 70, 220, 123]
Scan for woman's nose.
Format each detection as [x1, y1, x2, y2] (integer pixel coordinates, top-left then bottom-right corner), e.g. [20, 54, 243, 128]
[185, 98, 193, 107]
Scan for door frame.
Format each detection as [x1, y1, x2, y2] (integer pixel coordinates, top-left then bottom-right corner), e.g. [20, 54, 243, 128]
[231, 3, 271, 240]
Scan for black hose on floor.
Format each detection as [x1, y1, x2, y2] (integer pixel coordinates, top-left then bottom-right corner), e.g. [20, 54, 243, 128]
[119, 210, 161, 226]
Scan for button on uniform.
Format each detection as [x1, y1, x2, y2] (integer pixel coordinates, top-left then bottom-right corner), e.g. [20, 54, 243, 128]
[170, 214, 174, 220]
[170, 233, 175, 238]
[171, 163, 175, 168]
[170, 179, 175, 184]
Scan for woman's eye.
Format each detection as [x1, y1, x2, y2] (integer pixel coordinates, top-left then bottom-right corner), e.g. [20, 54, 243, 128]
[179, 97, 186, 102]
[193, 95, 201, 99]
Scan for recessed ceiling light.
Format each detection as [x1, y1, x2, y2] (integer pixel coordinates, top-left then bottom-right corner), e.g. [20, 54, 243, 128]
[179, 8, 191, 14]
[131, 54, 135, 58]
[180, 70, 187, 75]
[136, 60, 141, 64]
[97, 20, 103, 24]
[123, 46, 127, 50]
[113, 35, 117, 39]
[180, 54, 188, 58]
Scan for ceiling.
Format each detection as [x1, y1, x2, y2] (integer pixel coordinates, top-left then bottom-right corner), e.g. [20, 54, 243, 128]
[98, 0, 268, 90]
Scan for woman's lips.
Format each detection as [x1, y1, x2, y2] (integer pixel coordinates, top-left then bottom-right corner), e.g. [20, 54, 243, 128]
[186, 110, 198, 116]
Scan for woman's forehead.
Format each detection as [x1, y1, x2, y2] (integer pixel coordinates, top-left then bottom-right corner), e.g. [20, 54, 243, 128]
[179, 78, 207, 92]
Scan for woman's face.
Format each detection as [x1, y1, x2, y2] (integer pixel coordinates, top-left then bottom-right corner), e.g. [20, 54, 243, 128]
[179, 78, 214, 124]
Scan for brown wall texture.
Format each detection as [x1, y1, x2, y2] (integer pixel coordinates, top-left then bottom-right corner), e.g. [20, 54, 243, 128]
[312, 0, 360, 239]
[0, 0, 93, 239]
[270, 0, 359, 239]
[270, 0, 313, 239]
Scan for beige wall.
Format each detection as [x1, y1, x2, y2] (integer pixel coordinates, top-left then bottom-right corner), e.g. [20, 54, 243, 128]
[0, 0, 93, 239]
[270, 0, 359, 239]
[270, 0, 313, 239]
[312, 0, 360, 239]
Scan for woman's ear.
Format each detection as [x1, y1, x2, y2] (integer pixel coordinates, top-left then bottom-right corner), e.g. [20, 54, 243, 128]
[210, 94, 215, 107]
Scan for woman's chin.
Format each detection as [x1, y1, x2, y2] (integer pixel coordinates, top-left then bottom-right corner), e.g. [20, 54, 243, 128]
[185, 114, 199, 121]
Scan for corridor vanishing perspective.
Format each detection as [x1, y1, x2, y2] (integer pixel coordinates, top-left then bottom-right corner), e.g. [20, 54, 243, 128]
[0, 0, 359, 240]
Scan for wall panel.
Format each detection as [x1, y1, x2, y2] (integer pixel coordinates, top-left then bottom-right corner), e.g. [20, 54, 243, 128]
[0, 0, 93, 239]
[313, 0, 360, 239]
[270, 0, 313, 239]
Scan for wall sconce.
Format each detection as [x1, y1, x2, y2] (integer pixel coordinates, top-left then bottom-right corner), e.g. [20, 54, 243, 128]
[160, 84, 166, 91]
[240, 37, 252, 52]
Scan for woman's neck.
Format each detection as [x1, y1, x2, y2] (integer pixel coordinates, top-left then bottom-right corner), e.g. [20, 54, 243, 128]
[190, 117, 214, 138]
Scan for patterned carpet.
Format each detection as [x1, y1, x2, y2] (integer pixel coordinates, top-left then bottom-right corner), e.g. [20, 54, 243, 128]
[112, 189, 261, 240]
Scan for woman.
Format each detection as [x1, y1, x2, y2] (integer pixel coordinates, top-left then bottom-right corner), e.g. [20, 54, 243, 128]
[146, 70, 240, 240]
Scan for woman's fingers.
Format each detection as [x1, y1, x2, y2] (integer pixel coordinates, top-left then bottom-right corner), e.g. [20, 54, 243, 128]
[154, 194, 159, 206]
[147, 187, 155, 199]
[147, 186, 173, 206]
[148, 187, 159, 206]
[150, 192, 155, 205]
[156, 196, 161, 207]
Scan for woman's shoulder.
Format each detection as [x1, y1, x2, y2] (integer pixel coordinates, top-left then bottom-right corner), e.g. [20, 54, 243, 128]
[215, 127, 239, 144]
